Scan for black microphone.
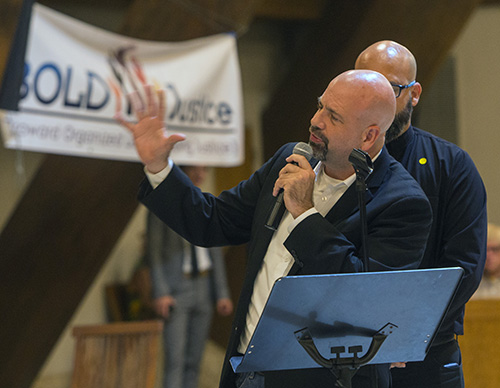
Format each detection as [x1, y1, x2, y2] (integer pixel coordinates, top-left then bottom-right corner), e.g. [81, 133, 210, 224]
[265, 142, 313, 231]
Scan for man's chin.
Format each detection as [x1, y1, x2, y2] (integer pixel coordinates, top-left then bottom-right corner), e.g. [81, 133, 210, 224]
[310, 144, 326, 161]
[310, 141, 320, 150]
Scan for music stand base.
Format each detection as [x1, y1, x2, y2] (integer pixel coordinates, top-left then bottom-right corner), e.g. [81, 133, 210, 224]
[295, 323, 397, 388]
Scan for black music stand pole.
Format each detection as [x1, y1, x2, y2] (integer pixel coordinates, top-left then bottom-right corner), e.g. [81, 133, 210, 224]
[348, 148, 373, 271]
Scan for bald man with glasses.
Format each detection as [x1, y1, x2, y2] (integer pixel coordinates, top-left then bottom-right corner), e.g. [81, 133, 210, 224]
[356, 40, 487, 388]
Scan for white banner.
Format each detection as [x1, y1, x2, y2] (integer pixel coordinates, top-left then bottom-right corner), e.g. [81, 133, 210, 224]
[0, 3, 244, 166]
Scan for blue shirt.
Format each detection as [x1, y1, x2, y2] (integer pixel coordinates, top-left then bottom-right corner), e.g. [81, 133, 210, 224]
[386, 126, 487, 343]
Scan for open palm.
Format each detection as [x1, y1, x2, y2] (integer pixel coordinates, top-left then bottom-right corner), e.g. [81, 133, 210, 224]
[114, 84, 186, 173]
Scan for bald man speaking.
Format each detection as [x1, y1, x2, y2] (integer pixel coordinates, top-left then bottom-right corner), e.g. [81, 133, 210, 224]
[116, 69, 432, 388]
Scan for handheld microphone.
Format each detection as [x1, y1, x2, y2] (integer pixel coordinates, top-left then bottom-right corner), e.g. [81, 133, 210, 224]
[265, 142, 313, 231]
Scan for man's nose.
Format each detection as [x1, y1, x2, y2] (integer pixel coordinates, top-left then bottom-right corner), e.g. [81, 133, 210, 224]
[310, 112, 324, 129]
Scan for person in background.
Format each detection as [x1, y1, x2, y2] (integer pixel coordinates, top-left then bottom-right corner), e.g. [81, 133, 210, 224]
[473, 223, 500, 298]
[355, 40, 487, 388]
[147, 165, 233, 388]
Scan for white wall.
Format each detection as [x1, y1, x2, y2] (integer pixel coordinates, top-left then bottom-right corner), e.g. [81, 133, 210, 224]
[453, 5, 500, 224]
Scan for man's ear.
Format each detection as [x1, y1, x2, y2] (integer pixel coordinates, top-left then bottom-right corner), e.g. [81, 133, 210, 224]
[361, 126, 381, 150]
[411, 82, 422, 107]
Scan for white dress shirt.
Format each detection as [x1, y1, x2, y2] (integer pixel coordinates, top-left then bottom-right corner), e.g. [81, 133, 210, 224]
[237, 162, 356, 353]
[182, 241, 212, 274]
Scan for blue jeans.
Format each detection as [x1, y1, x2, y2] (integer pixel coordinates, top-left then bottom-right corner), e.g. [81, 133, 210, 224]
[236, 371, 265, 388]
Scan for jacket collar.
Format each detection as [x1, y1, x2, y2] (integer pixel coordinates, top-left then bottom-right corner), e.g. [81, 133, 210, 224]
[324, 147, 390, 224]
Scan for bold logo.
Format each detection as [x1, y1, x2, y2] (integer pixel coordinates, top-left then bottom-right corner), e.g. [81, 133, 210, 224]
[21, 62, 110, 110]
[18, 46, 235, 128]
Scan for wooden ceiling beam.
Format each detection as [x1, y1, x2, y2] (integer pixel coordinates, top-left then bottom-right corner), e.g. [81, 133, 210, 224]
[255, 0, 327, 20]
[261, 0, 483, 159]
[119, 0, 264, 41]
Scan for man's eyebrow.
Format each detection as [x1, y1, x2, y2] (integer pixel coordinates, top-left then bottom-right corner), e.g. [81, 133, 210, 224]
[317, 97, 345, 124]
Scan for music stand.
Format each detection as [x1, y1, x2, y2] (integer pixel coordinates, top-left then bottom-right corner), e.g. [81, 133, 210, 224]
[230, 267, 463, 387]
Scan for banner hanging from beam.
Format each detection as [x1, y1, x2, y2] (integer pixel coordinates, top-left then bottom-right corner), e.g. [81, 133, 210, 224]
[0, 3, 244, 166]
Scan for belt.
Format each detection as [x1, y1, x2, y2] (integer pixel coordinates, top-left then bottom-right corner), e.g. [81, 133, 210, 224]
[431, 333, 456, 347]
[184, 269, 211, 279]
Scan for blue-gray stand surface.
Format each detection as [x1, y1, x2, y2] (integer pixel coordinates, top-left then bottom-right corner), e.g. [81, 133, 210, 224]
[230, 268, 463, 388]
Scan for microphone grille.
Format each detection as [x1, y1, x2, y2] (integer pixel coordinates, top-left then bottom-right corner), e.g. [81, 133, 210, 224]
[293, 142, 313, 161]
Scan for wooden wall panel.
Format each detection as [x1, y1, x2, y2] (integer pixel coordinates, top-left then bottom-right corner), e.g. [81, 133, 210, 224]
[460, 299, 500, 387]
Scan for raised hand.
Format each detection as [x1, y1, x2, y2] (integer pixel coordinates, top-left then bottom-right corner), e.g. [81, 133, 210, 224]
[114, 84, 186, 173]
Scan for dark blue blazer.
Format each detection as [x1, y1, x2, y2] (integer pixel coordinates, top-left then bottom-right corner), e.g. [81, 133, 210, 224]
[387, 126, 487, 343]
[139, 143, 432, 388]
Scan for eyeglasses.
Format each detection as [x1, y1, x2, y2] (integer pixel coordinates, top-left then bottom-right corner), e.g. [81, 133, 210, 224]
[390, 80, 416, 98]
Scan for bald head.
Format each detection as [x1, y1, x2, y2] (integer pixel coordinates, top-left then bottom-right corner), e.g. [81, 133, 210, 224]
[328, 69, 396, 136]
[355, 40, 417, 81]
[355, 41, 421, 142]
